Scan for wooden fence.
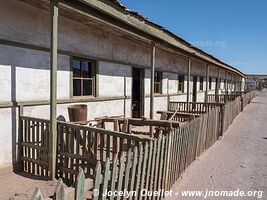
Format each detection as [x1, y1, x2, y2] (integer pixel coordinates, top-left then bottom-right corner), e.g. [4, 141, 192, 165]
[93, 134, 170, 200]
[243, 90, 257, 108]
[92, 107, 220, 199]
[18, 116, 50, 178]
[207, 94, 241, 104]
[18, 117, 151, 184]
[221, 97, 240, 134]
[57, 121, 150, 185]
[31, 168, 86, 200]
[26, 91, 257, 199]
[168, 101, 223, 115]
[165, 107, 220, 189]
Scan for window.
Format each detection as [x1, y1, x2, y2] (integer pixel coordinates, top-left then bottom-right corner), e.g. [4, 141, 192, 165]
[209, 77, 212, 90]
[178, 75, 184, 92]
[154, 71, 162, 94]
[199, 77, 204, 91]
[72, 58, 96, 97]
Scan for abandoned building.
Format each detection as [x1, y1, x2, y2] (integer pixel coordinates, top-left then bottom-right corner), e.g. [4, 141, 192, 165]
[0, 0, 248, 190]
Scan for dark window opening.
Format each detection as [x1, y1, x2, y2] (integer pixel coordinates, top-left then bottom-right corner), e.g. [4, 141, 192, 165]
[154, 71, 162, 94]
[209, 77, 212, 90]
[199, 77, 204, 91]
[72, 58, 96, 97]
[178, 75, 184, 92]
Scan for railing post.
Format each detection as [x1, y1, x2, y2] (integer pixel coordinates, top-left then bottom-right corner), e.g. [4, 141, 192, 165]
[205, 64, 209, 103]
[187, 58, 191, 110]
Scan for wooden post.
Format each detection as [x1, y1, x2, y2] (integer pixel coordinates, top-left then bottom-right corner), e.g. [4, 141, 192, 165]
[123, 76, 126, 117]
[215, 68, 220, 102]
[150, 42, 155, 137]
[220, 104, 225, 136]
[205, 64, 209, 103]
[225, 70, 228, 94]
[49, 0, 58, 181]
[186, 58, 191, 110]
[234, 75, 237, 94]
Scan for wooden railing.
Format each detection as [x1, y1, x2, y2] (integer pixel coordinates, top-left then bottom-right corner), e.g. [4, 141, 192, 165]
[56, 121, 151, 184]
[94, 134, 170, 200]
[168, 101, 223, 115]
[18, 117, 151, 184]
[23, 91, 258, 199]
[243, 90, 257, 108]
[207, 94, 241, 103]
[18, 116, 50, 178]
[166, 106, 220, 188]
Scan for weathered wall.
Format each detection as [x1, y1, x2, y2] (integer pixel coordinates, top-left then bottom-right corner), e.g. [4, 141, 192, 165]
[0, 108, 14, 169]
[98, 62, 132, 97]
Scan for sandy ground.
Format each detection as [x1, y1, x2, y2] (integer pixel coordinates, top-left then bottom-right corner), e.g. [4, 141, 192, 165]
[0, 171, 93, 199]
[167, 91, 267, 200]
[0, 172, 57, 200]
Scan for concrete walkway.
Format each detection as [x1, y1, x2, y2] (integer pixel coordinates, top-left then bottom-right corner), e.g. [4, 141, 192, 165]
[167, 91, 267, 200]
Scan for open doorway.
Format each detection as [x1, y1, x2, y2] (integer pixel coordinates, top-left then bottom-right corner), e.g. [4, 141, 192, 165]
[132, 67, 144, 118]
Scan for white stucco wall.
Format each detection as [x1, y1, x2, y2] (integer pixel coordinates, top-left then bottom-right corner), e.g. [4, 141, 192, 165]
[98, 62, 132, 97]
[0, 108, 13, 169]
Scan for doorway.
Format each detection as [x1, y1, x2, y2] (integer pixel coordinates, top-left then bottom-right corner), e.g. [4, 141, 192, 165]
[193, 76, 198, 102]
[132, 67, 144, 118]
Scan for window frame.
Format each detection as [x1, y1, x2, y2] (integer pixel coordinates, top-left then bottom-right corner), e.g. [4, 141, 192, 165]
[154, 71, 163, 94]
[71, 57, 96, 97]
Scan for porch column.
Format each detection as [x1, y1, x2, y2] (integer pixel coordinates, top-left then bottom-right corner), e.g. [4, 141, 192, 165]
[215, 67, 220, 102]
[205, 64, 209, 102]
[49, 0, 58, 181]
[186, 58, 191, 110]
[225, 70, 228, 94]
[150, 42, 155, 136]
[234, 75, 237, 95]
[230, 73, 233, 93]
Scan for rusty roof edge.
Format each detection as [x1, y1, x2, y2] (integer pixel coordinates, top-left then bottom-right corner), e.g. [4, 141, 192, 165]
[77, 0, 245, 77]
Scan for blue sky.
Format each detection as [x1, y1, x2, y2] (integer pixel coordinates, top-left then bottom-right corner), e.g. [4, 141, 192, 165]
[119, 0, 267, 74]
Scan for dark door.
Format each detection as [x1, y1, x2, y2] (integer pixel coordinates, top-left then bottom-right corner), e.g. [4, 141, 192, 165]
[193, 76, 198, 102]
[132, 68, 144, 118]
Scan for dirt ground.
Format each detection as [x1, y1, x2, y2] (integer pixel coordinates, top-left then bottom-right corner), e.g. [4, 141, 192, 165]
[167, 91, 267, 200]
[0, 172, 57, 199]
[0, 171, 93, 200]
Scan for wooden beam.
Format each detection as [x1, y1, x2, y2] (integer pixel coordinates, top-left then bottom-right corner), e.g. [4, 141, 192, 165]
[186, 58, 191, 110]
[49, 0, 59, 181]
